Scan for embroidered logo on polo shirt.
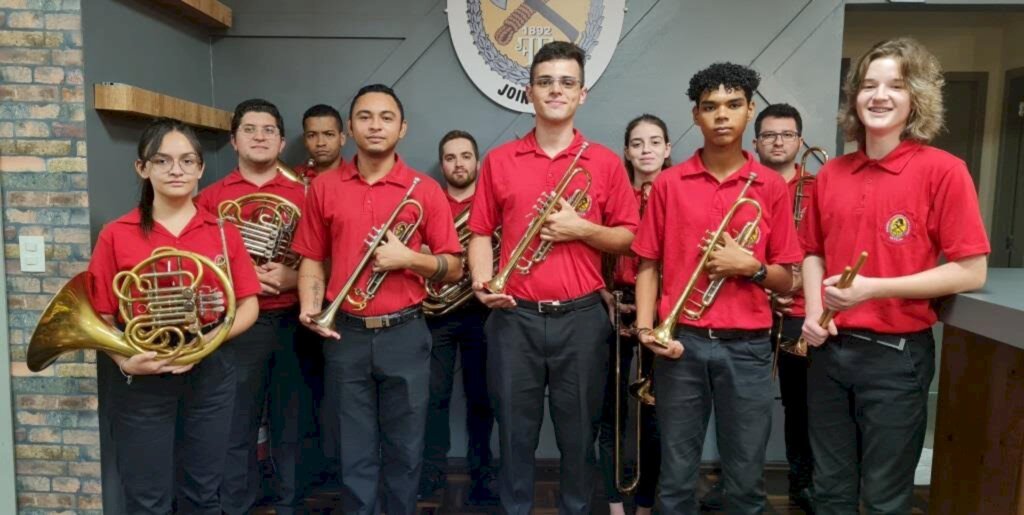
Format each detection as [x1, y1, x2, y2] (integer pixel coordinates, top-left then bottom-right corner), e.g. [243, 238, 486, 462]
[885, 214, 911, 242]
[574, 193, 592, 215]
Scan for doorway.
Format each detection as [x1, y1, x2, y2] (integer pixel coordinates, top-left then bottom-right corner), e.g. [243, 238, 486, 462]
[992, 67, 1024, 268]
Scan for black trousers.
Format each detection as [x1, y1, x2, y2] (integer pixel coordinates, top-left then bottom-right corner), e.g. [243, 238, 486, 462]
[774, 314, 813, 493]
[422, 303, 494, 480]
[807, 329, 934, 515]
[323, 312, 432, 515]
[485, 298, 611, 515]
[654, 329, 774, 515]
[220, 308, 307, 515]
[597, 330, 661, 508]
[107, 350, 235, 515]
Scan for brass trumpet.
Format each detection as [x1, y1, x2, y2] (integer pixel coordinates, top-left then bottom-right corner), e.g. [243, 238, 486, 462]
[423, 207, 501, 317]
[311, 178, 424, 330]
[487, 143, 590, 294]
[651, 174, 762, 348]
[27, 247, 236, 371]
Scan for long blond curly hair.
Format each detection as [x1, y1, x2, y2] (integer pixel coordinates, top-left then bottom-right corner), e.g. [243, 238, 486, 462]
[839, 37, 945, 144]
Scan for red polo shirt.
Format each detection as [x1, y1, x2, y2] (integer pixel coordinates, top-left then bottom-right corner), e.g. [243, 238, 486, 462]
[632, 150, 804, 330]
[195, 168, 307, 311]
[800, 139, 990, 333]
[291, 155, 462, 316]
[611, 185, 647, 287]
[89, 208, 261, 324]
[469, 130, 639, 301]
[447, 190, 474, 218]
[294, 160, 345, 182]
[782, 165, 814, 317]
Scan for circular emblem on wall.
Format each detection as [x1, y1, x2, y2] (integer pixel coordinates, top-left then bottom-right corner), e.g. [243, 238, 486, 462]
[447, 0, 625, 113]
[885, 214, 911, 242]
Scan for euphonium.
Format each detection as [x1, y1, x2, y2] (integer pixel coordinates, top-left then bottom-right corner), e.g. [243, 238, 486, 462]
[311, 178, 424, 330]
[423, 207, 501, 317]
[487, 143, 590, 294]
[651, 174, 762, 348]
[775, 147, 829, 362]
[27, 246, 236, 372]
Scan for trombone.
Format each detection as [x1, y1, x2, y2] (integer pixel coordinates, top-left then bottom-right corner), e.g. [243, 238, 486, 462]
[612, 290, 655, 495]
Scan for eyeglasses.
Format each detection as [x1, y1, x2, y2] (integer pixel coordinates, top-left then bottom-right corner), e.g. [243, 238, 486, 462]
[758, 131, 800, 143]
[239, 124, 281, 137]
[531, 76, 582, 89]
[147, 153, 202, 175]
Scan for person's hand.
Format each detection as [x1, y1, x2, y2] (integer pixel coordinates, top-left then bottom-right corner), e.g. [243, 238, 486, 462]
[117, 351, 194, 375]
[540, 197, 591, 242]
[800, 307, 836, 348]
[638, 329, 684, 360]
[473, 280, 516, 309]
[773, 293, 795, 315]
[823, 274, 878, 312]
[299, 311, 341, 340]
[706, 233, 759, 281]
[372, 230, 415, 272]
[256, 262, 298, 296]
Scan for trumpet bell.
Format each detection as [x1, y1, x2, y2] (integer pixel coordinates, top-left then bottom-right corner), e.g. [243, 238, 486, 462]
[629, 377, 656, 406]
[27, 272, 135, 372]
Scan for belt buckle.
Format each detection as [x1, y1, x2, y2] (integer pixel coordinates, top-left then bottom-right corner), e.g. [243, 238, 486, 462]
[877, 337, 906, 351]
[365, 316, 389, 330]
[537, 300, 561, 314]
[707, 328, 718, 340]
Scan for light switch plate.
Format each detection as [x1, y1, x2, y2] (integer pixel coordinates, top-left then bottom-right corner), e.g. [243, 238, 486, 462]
[19, 235, 45, 272]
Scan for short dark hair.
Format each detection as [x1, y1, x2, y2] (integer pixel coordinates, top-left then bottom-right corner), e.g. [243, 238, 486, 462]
[687, 62, 761, 103]
[302, 104, 343, 131]
[754, 103, 803, 136]
[349, 84, 405, 121]
[231, 98, 285, 137]
[437, 130, 479, 163]
[530, 41, 586, 84]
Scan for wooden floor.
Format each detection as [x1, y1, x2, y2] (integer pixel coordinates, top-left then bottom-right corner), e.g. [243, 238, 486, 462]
[254, 464, 931, 514]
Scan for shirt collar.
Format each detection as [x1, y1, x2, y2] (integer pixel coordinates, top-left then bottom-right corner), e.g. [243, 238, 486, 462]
[849, 139, 923, 175]
[340, 154, 414, 186]
[115, 206, 219, 235]
[446, 190, 474, 205]
[677, 149, 764, 185]
[514, 128, 590, 161]
[224, 167, 303, 189]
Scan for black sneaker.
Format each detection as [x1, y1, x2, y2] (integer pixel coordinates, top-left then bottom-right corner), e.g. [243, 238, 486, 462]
[417, 470, 446, 500]
[789, 486, 815, 514]
[699, 479, 724, 511]
[466, 470, 499, 506]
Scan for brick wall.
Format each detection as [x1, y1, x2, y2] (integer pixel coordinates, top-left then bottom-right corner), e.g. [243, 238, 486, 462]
[0, 0, 99, 513]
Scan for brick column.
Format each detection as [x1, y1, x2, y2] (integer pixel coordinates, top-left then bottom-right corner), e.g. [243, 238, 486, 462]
[0, 0, 98, 512]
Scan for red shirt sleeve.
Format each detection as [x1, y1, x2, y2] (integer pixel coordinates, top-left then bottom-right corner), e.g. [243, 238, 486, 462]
[194, 183, 219, 215]
[223, 222, 261, 299]
[800, 174, 824, 256]
[930, 161, 991, 261]
[421, 179, 463, 256]
[87, 226, 119, 315]
[630, 178, 666, 260]
[468, 154, 499, 235]
[291, 178, 329, 261]
[765, 179, 804, 265]
[601, 160, 640, 232]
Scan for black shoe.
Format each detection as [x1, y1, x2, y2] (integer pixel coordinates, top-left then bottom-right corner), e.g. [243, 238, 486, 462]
[417, 470, 446, 501]
[789, 486, 815, 514]
[699, 479, 724, 511]
[466, 469, 499, 506]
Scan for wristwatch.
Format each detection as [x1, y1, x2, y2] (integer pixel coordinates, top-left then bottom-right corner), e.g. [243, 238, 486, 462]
[750, 263, 768, 285]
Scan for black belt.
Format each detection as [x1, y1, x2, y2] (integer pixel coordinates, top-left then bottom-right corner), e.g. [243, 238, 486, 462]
[335, 306, 422, 329]
[678, 325, 770, 340]
[838, 329, 929, 351]
[514, 292, 602, 315]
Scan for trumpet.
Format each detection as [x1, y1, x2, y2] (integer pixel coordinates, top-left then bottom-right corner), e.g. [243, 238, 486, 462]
[651, 174, 761, 348]
[311, 178, 424, 330]
[487, 143, 590, 294]
[423, 207, 501, 317]
[774, 147, 828, 365]
[787, 251, 869, 356]
[27, 246, 237, 371]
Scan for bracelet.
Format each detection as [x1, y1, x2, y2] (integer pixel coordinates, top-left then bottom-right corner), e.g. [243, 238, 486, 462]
[428, 255, 448, 282]
[116, 360, 133, 385]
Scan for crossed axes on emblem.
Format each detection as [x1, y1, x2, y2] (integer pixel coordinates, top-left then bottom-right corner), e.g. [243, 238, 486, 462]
[493, 0, 580, 46]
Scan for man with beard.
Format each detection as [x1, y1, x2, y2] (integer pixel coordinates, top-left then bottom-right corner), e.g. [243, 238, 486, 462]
[418, 130, 499, 506]
[195, 99, 308, 515]
[293, 84, 463, 515]
[296, 104, 346, 181]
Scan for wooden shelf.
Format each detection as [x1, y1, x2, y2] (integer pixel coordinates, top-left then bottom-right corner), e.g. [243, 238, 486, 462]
[150, 0, 232, 29]
[93, 83, 232, 132]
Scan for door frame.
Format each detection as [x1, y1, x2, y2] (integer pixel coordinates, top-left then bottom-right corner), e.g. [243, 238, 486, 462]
[0, 182, 20, 513]
[991, 66, 1024, 267]
[943, 71, 988, 188]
